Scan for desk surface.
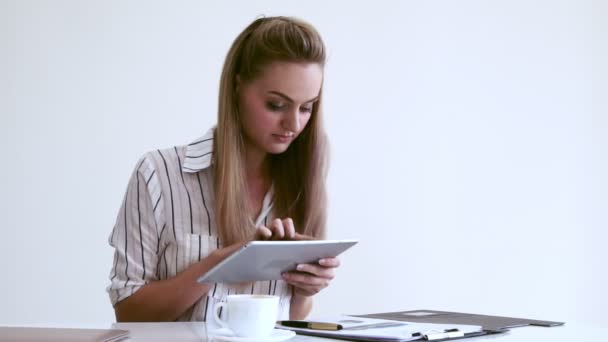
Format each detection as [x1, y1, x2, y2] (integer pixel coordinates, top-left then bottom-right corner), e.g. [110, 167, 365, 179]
[1, 322, 601, 341]
[109, 322, 599, 341]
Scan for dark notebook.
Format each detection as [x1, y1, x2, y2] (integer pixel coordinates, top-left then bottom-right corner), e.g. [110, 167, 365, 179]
[355, 309, 564, 333]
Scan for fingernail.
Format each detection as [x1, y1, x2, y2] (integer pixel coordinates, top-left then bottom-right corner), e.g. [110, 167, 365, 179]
[319, 259, 327, 265]
[296, 264, 304, 271]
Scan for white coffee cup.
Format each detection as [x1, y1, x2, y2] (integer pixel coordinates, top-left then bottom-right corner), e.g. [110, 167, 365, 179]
[213, 294, 280, 337]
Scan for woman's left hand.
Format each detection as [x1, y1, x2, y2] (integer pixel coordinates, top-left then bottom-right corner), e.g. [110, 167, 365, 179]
[282, 257, 340, 297]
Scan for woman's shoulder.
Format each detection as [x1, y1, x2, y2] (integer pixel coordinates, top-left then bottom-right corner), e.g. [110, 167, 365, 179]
[135, 128, 215, 176]
[135, 145, 188, 175]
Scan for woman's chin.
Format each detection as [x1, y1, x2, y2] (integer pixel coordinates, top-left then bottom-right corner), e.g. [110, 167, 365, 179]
[266, 143, 291, 155]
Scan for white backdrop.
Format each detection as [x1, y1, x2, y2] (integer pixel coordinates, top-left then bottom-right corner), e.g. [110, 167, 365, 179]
[1, 0, 606, 327]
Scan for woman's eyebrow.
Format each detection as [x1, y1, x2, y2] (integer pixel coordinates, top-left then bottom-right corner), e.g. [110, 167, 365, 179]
[267, 91, 319, 104]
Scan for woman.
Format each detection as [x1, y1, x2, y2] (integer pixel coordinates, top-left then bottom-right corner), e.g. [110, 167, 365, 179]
[107, 16, 340, 322]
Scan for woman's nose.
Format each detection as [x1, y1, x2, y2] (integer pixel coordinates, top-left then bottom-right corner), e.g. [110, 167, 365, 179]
[282, 109, 300, 132]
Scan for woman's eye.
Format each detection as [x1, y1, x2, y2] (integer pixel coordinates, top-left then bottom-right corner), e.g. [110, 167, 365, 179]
[300, 107, 313, 113]
[266, 102, 285, 111]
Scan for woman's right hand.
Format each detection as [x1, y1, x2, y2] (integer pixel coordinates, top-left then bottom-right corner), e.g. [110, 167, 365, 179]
[209, 241, 247, 264]
[211, 218, 310, 264]
[253, 218, 313, 241]
[209, 218, 312, 271]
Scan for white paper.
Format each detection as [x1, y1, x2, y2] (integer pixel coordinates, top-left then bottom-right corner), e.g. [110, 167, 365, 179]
[277, 315, 483, 342]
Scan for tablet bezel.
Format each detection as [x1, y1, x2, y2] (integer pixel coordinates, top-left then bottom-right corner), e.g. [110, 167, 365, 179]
[196, 239, 358, 283]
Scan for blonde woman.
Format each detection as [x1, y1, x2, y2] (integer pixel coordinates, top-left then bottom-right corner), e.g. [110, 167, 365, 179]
[107, 16, 340, 322]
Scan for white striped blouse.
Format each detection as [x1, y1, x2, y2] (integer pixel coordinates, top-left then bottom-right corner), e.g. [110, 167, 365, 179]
[106, 128, 292, 322]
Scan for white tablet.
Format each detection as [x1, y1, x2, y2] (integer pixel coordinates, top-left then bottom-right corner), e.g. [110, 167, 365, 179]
[197, 239, 358, 283]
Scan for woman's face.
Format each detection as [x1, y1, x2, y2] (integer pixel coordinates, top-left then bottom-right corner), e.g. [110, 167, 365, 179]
[238, 61, 323, 156]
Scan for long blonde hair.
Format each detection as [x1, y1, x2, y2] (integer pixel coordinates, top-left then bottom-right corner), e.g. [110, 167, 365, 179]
[214, 16, 328, 246]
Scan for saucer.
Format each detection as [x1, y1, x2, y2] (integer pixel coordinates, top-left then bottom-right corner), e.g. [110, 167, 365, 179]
[209, 328, 295, 342]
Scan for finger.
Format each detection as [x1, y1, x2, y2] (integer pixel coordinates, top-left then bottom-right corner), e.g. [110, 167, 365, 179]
[284, 276, 321, 290]
[270, 218, 285, 240]
[295, 264, 335, 279]
[282, 272, 331, 287]
[282, 218, 296, 239]
[254, 226, 272, 240]
[318, 257, 341, 268]
[284, 278, 328, 296]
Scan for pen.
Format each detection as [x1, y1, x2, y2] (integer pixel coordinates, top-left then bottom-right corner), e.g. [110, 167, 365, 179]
[412, 329, 464, 340]
[278, 320, 343, 331]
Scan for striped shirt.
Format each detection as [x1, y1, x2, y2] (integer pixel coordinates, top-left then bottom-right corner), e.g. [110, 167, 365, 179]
[106, 128, 292, 322]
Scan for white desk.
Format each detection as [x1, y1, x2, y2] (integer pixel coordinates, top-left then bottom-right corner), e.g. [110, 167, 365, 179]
[109, 322, 601, 341]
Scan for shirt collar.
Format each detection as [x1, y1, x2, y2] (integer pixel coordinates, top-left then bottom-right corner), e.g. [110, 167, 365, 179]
[182, 128, 214, 173]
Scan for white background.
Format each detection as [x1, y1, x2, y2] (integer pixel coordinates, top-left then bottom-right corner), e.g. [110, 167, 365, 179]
[1, 0, 606, 327]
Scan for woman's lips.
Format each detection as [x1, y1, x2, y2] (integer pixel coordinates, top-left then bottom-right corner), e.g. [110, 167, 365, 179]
[272, 134, 294, 143]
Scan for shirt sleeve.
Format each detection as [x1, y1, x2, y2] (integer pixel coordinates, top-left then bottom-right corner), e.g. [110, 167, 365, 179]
[107, 155, 160, 306]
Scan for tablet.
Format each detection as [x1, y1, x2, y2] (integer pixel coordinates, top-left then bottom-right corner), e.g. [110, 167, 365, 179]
[197, 239, 358, 283]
